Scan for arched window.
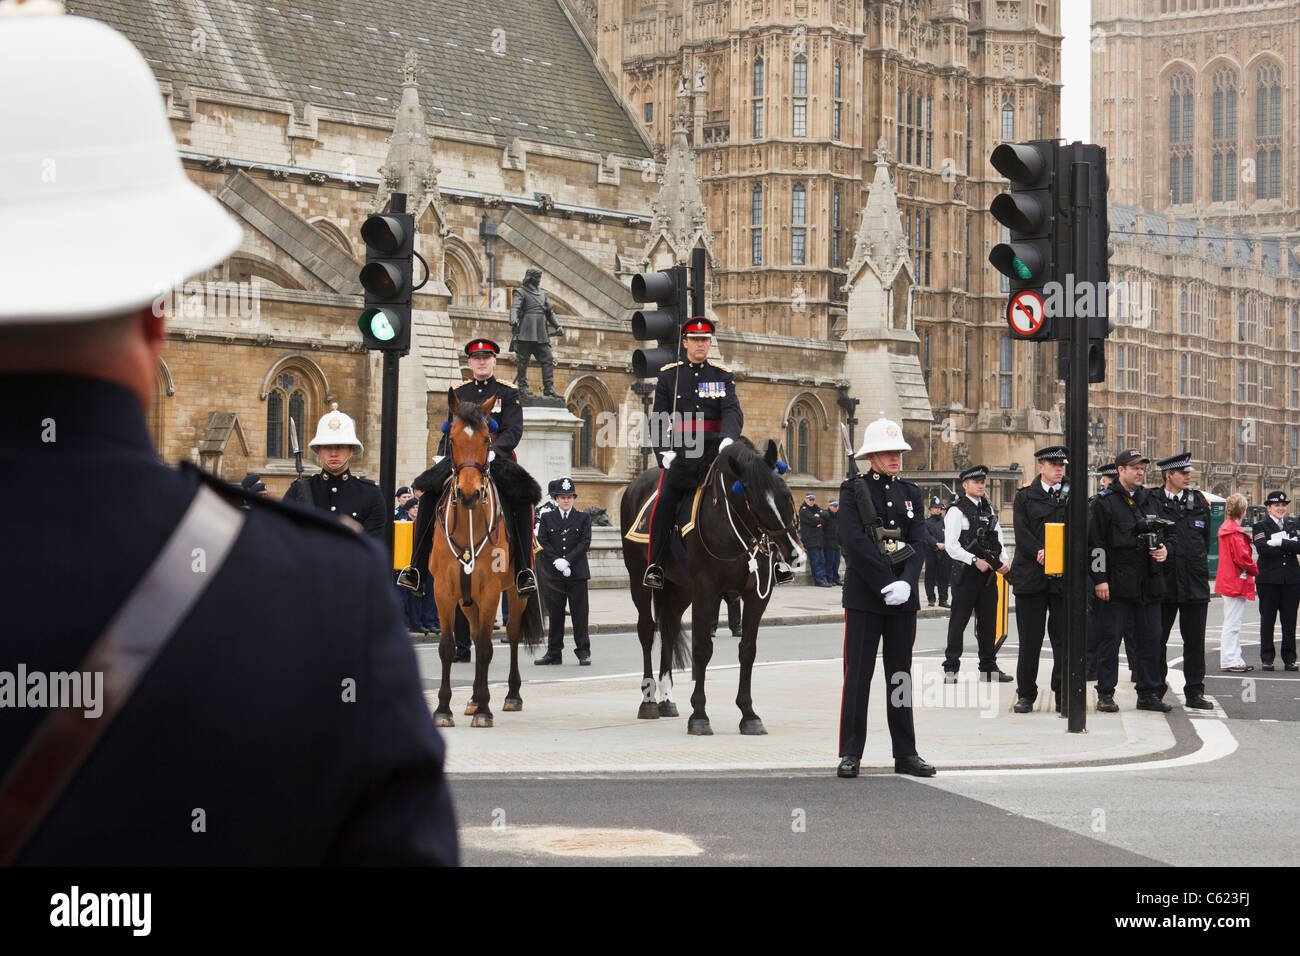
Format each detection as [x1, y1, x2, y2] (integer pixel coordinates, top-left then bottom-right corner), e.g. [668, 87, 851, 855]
[751, 183, 763, 265]
[1168, 72, 1194, 204]
[566, 379, 613, 473]
[752, 56, 765, 138]
[1255, 63, 1282, 200]
[1211, 67, 1238, 202]
[784, 401, 818, 476]
[791, 183, 806, 265]
[1000, 93, 1015, 141]
[267, 371, 309, 459]
[832, 59, 843, 140]
[792, 55, 807, 137]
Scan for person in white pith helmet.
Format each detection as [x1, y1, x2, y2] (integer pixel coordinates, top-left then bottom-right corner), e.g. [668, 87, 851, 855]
[834, 415, 935, 780]
[0, 7, 455, 865]
[282, 402, 385, 538]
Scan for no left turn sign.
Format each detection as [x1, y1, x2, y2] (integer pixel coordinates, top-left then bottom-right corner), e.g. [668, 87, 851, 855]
[1007, 290, 1045, 336]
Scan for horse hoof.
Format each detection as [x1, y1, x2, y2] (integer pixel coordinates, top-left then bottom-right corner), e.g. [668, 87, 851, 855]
[637, 701, 660, 720]
[470, 713, 494, 728]
[502, 698, 523, 712]
[434, 714, 454, 728]
[739, 718, 767, 736]
[658, 701, 679, 718]
[687, 718, 713, 736]
[464, 701, 478, 716]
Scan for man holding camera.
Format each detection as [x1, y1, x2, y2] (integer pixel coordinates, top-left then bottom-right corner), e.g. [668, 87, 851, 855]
[1088, 449, 1171, 713]
[943, 465, 1012, 683]
[1251, 490, 1300, 671]
[1153, 452, 1213, 709]
[1009, 446, 1069, 714]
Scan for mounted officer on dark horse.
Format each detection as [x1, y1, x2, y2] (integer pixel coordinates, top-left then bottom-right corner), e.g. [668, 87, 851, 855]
[622, 316, 804, 734]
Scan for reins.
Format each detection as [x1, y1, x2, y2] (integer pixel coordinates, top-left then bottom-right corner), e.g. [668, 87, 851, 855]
[696, 458, 794, 600]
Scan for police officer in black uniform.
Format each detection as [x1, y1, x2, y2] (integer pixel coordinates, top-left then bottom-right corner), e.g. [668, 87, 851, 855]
[1010, 446, 1069, 713]
[1086, 461, 1121, 680]
[1251, 490, 1300, 671]
[923, 496, 951, 607]
[943, 465, 1013, 682]
[1153, 452, 1214, 708]
[399, 337, 535, 662]
[799, 494, 829, 585]
[283, 402, 386, 538]
[535, 476, 592, 665]
[0, 11, 455, 865]
[644, 316, 743, 589]
[836, 417, 935, 779]
[1089, 449, 1171, 712]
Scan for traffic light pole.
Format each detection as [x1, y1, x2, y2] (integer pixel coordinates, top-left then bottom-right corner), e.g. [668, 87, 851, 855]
[378, 191, 407, 558]
[1063, 160, 1090, 733]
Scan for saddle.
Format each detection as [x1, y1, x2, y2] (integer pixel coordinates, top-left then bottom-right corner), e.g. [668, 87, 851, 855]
[623, 458, 724, 545]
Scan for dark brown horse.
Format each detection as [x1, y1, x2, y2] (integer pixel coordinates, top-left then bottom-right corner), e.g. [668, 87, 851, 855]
[430, 388, 542, 727]
[620, 438, 805, 735]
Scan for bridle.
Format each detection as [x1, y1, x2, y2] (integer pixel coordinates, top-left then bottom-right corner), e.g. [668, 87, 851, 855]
[697, 459, 799, 600]
[438, 415, 502, 575]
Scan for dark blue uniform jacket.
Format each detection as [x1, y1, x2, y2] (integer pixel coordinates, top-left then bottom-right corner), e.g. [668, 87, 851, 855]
[837, 469, 926, 615]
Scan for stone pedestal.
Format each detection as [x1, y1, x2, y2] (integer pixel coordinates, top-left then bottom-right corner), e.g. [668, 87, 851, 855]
[515, 405, 583, 494]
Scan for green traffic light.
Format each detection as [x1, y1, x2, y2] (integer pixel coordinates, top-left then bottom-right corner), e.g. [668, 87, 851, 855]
[1013, 258, 1032, 280]
[361, 307, 396, 341]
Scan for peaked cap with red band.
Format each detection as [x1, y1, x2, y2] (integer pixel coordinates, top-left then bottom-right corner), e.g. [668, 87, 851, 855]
[681, 317, 715, 338]
[464, 337, 500, 356]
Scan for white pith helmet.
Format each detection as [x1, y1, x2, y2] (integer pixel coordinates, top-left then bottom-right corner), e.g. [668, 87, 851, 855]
[0, 9, 242, 322]
[854, 414, 912, 458]
[309, 403, 363, 452]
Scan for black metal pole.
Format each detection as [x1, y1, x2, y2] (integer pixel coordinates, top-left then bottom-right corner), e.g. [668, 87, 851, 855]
[378, 191, 408, 558]
[1064, 157, 1090, 733]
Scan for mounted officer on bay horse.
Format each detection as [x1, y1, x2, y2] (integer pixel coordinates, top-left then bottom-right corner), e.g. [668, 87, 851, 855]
[622, 316, 805, 735]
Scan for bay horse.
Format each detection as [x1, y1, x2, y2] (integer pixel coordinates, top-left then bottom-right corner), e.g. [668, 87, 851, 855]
[431, 388, 542, 728]
[620, 438, 805, 735]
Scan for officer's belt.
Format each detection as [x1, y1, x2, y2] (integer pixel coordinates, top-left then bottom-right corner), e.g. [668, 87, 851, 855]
[673, 420, 720, 432]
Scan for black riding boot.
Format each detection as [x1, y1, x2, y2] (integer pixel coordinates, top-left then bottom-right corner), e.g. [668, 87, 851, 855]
[512, 503, 536, 595]
[644, 478, 682, 589]
[541, 361, 561, 400]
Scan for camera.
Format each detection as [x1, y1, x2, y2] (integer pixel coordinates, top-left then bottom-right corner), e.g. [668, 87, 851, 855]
[968, 519, 1002, 566]
[1135, 515, 1175, 551]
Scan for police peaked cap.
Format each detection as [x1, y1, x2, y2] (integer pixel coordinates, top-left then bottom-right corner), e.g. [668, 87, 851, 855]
[1266, 490, 1290, 505]
[1155, 451, 1194, 473]
[929, 496, 943, 508]
[465, 337, 500, 356]
[548, 476, 577, 497]
[1096, 462, 1119, 479]
[959, 465, 989, 482]
[1034, 445, 1069, 463]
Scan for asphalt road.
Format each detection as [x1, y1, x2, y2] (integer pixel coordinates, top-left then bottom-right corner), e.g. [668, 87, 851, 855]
[430, 600, 1298, 866]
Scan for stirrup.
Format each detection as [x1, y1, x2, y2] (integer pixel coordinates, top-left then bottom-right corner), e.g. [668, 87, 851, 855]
[516, 568, 537, 595]
[396, 566, 424, 596]
[643, 564, 665, 590]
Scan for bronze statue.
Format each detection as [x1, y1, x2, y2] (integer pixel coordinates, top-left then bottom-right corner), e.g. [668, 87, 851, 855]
[509, 267, 564, 398]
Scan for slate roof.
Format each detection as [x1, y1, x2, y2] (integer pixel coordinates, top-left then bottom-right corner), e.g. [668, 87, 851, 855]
[66, 0, 649, 158]
[1110, 204, 1297, 277]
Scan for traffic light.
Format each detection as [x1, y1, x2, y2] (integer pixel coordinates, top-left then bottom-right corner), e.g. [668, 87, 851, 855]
[630, 264, 688, 378]
[358, 212, 414, 353]
[990, 140, 1063, 341]
[1071, 142, 1111, 383]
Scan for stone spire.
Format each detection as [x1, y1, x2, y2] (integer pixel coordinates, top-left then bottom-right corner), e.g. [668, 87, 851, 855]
[638, 81, 714, 269]
[373, 50, 448, 233]
[843, 137, 914, 292]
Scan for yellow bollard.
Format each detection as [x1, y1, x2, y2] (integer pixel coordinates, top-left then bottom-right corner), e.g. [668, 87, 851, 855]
[393, 520, 413, 571]
[1044, 522, 1065, 576]
[994, 572, 1010, 651]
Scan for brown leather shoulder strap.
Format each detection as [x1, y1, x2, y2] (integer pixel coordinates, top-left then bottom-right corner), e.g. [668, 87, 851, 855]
[0, 484, 245, 865]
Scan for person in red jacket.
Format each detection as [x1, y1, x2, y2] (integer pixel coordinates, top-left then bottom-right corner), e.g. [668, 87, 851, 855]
[1216, 494, 1258, 672]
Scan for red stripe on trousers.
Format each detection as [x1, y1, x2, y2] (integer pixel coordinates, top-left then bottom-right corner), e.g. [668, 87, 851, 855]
[838, 609, 848, 754]
[646, 468, 667, 557]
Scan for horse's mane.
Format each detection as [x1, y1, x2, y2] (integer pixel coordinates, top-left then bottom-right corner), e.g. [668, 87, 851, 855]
[452, 399, 487, 431]
[723, 436, 787, 499]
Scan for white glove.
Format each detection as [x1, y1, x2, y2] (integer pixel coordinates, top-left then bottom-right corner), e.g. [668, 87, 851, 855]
[562, 567, 571, 578]
[488, 449, 496, 464]
[719, 437, 733, 451]
[880, 580, 911, 606]
[660, 451, 676, 470]
[1269, 531, 1286, 547]
[553, 558, 570, 573]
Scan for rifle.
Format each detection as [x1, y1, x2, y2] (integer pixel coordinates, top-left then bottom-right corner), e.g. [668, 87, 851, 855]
[288, 417, 312, 505]
[839, 424, 915, 567]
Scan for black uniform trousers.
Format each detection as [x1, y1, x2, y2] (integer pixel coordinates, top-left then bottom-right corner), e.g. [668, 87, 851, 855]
[924, 551, 951, 603]
[647, 457, 705, 568]
[1256, 582, 1300, 666]
[711, 592, 742, 635]
[1160, 601, 1208, 698]
[839, 609, 918, 760]
[544, 575, 590, 657]
[943, 569, 1000, 673]
[1087, 598, 1135, 681]
[1095, 599, 1162, 696]
[1015, 591, 1063, 702]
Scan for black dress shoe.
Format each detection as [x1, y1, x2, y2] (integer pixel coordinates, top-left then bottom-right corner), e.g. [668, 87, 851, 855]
[577, 655, 591, 666]
[1013, 696, 1034, 713]
[1097, 693, 1118, 713]
[894, 755, 937, 777]
[452, 650, 471, 664]
[938, 601, 950, 608]
[1287, 663, 1299, 671]
[643, 565, 665, 589]
[943, 672, 958, 684]
[730, 629, 743, 638]
[836, 756, 859, 778]
[1262, 663, 1275, 671]
[1185, 695, 1213, 710]
[534, 653, 562, 665]
[981, 669, 1014, 683]
[1136, 695, 1172, 713]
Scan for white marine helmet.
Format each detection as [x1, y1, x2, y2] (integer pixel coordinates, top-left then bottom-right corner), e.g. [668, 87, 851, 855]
[309, 403, 363, 452]
[854, 414, 912, 458]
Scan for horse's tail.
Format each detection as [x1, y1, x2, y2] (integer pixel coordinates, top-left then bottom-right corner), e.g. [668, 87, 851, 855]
[654, 588, 691, 671]
[519, 587, 544, 652]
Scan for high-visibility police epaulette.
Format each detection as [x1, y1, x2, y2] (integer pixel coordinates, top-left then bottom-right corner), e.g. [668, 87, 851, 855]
[1022, 481, 1033, 489]
[659, 361, 682, 371]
